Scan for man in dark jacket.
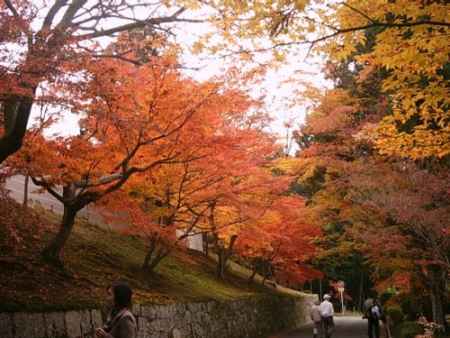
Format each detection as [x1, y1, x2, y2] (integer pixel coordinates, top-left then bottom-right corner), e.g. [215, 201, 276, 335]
[365, 297, 383, 338]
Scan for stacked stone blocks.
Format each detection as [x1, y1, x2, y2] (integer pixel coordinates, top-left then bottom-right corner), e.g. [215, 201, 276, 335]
[0, 294, 316, 338]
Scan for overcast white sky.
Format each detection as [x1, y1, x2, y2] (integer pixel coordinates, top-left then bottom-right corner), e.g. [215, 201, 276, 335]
[26, 3, 331, 148]
[39, 44, 330, 149]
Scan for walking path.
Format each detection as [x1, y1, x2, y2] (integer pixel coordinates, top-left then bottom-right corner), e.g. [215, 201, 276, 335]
[270, 316, 371, 338]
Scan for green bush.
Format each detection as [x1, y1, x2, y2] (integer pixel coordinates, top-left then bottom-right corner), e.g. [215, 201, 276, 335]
[400, 296, 423, 321]
[433, 332, 449, 338]
[386, 305, 405, 327]
[394, 321, 424, 338]
[380, 289, 396, 304]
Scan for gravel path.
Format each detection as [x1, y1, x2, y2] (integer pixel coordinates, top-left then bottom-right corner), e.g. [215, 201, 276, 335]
[270, 316, 376, 338]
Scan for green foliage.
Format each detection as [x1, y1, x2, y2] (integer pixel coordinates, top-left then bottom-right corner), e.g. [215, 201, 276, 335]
[393, 321, 424, 338]
[400, 296, 425, 321]
[379, 289, 395, 304]
[434, 329, 449, 338]
[386, 305, 405, 328]
[291, 165, 326, 198]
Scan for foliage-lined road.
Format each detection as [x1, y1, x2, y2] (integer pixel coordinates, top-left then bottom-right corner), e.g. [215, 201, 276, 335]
[270, 316, 371, 338]
[1, 0, 448, 331]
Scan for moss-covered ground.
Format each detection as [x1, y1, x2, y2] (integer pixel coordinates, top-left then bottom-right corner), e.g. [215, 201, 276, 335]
[0, 197, 273, 313]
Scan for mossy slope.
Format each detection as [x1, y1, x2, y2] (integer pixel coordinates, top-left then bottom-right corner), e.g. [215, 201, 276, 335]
[0, 197, 267, 313]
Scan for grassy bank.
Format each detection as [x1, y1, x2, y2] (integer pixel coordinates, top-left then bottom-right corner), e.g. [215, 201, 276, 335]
[0, 197, 272, 313]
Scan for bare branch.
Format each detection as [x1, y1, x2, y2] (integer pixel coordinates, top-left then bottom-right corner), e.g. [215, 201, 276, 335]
[3, 0, 19, 17]
[340, 2, 377, 24]
[30, 176, 64, 203]
[75, 7, 203, 40]
[221, 19, 450, 57]
[74, 172, 124, 189]
[55, 0, 88, 31]
[42, 0, 68, 29]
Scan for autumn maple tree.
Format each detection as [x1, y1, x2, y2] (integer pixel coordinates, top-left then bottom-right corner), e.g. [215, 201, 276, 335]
[265, 1, 449, 159]
[200, 0, 449, 159]
[235, 195, 321, 286]
[95, 82, 271, 274]
[114, 113, 297, 279]
[205, 166, 287, 279]
[0, 0, 200, 163]
[1, 0, 449, 165]
[9, 53, 246, 266]
[133, 126, 284, 279]
[283, 16, 450, 324]
[0, 0, 295, 164]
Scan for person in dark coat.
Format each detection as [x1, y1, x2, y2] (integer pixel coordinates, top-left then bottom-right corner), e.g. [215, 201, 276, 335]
[365, 297, 383, 338]
[96, 281, 137, 338]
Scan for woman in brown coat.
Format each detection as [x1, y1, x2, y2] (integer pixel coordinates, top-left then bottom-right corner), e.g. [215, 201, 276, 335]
[96, 282, 137, 338]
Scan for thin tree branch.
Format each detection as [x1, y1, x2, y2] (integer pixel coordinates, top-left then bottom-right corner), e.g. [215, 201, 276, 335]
[30, 176, 64, 203]
[3, 0, 19, 17]
[55, 0, 88, 31]
[75, 7, 203, 40]
[42, 0, 68, 29]
[222, 19, 450, 57]
[340, 2, 377, 24]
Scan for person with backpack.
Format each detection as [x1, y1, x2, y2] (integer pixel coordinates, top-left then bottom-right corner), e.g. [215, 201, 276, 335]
[96, 281, 137, 338]
[365, 297, 383, 338]
[310, 299, 323, 338]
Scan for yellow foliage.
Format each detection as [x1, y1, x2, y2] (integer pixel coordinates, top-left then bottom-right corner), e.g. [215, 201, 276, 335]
[323, 1, 450, 158]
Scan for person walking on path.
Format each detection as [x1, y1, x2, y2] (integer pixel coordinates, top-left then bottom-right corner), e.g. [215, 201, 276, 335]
[320, 294, 335, 338]
[96, 281, 137, 338]
[364, 297, 383, 338]
[310, 299, 323, 338]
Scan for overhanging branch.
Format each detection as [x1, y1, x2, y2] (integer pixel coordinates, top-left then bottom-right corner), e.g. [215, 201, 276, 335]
[74, 7, 204, 40]
[3, 0, 19, 17]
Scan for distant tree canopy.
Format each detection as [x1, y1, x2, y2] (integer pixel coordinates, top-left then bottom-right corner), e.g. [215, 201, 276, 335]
[280, 4, 449, 324]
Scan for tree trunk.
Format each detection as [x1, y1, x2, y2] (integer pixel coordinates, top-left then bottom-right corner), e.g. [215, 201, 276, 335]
[359, 271, 364, 311]
[42, 205, 77, 266]
[23, 173, 29, 209]
[142, 237, 157, 270]
[217, 249, 226, 279]
[144, 250, 169, 273]
[216, 235, 237, 279]
[0, 96, 34, 164]
[429, 265, 446, 327]
[430, 292, 444, 326]
[142, 250, 154, 271]
[147, 251, 169, 272]
[202, 232, 209, 257]
[248, 268, 257, 284]
[142, 238, 170, 273]
[319, 278, 323, 301]
[216, 249, 229, 279]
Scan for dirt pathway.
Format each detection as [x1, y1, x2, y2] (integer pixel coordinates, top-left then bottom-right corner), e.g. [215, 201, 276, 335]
[270, 316, 374, 338]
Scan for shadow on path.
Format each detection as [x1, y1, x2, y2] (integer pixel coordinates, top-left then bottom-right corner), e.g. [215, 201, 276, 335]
[270, 316, 370, 338]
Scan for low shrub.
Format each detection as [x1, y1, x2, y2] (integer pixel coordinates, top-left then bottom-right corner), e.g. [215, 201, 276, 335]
[386, 305, 405, 327]
[399, 295, 424, 321]
[394, 321, 424, 338]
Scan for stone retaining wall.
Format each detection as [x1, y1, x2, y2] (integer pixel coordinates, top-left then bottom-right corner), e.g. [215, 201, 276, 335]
[0, 294, 316, 338]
